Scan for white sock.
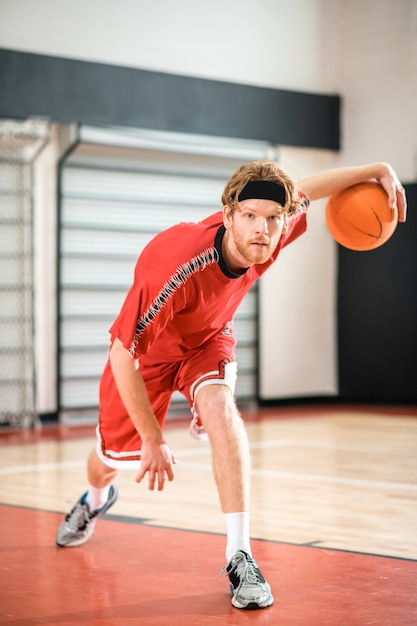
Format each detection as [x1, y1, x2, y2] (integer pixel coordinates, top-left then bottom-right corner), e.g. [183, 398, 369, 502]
[224, 511, 252, 562]
[85, 484, 111, 511]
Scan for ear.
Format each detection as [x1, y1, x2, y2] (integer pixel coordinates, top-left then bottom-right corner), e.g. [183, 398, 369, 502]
[223, 205, 234, 229]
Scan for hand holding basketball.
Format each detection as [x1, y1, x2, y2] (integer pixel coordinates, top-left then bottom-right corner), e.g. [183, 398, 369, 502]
[376, 162, 407, 222]
[325, 182, 399, 251]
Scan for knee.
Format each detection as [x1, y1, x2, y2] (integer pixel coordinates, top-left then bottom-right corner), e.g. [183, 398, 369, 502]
[195, 384, 241, 428]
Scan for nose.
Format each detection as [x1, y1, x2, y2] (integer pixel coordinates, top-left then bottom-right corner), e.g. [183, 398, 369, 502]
[255, 217, 268, 235]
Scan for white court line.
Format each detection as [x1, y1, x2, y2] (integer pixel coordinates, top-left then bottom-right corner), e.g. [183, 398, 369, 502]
[0, 460, 85, 475]
[177, 460, 417, 492]
[1, 437, 416, 492]
[175, 437, 417, 457]
[2, 456, 415, 492]
[248, 438, 417, 456]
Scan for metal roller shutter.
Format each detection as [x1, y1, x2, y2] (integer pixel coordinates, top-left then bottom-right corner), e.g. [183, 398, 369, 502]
[59, 126, 271, 422]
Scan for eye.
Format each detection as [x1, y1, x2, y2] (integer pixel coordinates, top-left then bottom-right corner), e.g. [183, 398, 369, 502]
[272, 213, 287, 223]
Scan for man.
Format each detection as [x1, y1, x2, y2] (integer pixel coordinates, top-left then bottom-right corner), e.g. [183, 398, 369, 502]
[56, 159, 406, 610]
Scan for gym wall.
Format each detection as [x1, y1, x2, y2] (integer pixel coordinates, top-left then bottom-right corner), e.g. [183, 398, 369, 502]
[0, 0, 415, 418]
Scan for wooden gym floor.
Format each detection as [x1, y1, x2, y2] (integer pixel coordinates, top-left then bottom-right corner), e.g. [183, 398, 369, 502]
[0, 404, 416, 625]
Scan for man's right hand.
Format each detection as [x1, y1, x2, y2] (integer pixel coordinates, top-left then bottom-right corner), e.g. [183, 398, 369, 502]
[135, 441, 177, 491]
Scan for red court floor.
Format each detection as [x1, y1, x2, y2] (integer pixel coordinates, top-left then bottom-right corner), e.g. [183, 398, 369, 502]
[1, 503, 416, 625]
[1, 407, 417, 625]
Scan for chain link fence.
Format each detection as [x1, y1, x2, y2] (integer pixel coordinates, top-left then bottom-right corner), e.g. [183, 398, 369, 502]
[0, 119, 50, 427]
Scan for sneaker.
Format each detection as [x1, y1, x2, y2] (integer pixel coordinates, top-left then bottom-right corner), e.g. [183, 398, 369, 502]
[56, 485, 118, 547]
[222, 550, 274, 610]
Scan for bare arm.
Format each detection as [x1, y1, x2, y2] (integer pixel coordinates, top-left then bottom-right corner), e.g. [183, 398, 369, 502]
[109, 337, 176, 490]
[297, 161, 407, 222]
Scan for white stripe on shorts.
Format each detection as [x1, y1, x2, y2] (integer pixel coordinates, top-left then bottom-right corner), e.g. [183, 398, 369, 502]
[95, 424, 142, 470]
[190, 360, 238, 401]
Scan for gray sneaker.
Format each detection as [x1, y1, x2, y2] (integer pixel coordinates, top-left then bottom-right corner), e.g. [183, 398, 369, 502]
[56, 485, 118, 547]
[223, 550, 274, 610]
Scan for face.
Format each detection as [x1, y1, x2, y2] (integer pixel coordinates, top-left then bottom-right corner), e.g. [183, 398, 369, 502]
[222, 199, 287, 271]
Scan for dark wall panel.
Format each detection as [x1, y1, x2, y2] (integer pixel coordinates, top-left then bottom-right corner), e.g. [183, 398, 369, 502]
[0, 48, 340, 150]
[337, 183, 417, 404]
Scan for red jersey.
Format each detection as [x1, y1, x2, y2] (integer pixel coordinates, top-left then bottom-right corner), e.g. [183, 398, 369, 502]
[109, 207, 308, 361]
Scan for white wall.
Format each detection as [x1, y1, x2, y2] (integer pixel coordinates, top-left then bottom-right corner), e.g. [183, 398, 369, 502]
[1, 0, 415, 406]
[0, 0, 327, 93]
[259, 146, 338, 399]
[1, 0, 414, 174]
[33, 124, 77, 413]
[321, 0, 417, 181]
[259, 0, 417, 399]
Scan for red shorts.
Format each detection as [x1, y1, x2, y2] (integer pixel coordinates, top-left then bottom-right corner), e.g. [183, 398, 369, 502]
[96, 336, 236, 469]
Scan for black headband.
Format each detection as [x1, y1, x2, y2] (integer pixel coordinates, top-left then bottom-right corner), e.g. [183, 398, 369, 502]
[237, 180, 286, 206]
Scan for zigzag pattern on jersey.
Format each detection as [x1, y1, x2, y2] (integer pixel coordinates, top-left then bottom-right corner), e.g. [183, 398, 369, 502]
[129, 247, 219, 356]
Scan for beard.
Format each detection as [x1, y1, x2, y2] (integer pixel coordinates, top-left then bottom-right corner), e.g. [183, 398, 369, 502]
[232, 232, 275, 266]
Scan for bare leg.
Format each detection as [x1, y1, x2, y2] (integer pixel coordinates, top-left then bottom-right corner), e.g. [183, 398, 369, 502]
[195, 386, 273, 610]
[195, 384, 251, 513]
[87, 448, 118, 488]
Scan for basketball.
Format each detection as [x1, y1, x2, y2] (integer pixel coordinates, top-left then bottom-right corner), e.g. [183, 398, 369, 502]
[325, 182, 398, 251]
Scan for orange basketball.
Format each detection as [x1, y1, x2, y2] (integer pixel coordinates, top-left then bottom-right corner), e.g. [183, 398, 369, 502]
[325, 182, 398, 251]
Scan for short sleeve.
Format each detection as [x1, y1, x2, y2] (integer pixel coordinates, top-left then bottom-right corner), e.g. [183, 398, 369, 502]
[109, 249, 185, 358]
